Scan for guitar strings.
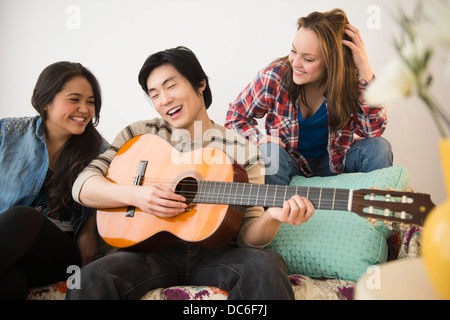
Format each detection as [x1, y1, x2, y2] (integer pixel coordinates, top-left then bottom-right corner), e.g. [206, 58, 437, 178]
[160, 181, 409, 218]
[122, 178, 407, 217]
[130, 178, 356, 207]
[136, 177, 411, 203]
[127, 178, 409, 211]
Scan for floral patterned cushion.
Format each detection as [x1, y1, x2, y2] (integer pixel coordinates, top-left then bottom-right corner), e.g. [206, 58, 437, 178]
[27, 275, 353, 300]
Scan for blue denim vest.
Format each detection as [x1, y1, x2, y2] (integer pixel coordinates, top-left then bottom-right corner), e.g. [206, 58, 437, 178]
[0, 115, 107, 236]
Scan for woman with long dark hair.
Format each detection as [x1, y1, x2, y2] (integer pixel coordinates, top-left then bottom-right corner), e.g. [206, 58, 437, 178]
[0, 61, 107, 299]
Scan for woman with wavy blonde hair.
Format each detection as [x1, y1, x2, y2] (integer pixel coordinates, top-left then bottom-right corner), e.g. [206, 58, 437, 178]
[225, 9, 393, 185]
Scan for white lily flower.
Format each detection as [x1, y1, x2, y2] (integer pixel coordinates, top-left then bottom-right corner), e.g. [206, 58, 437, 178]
[401, 37, 429, 65]
[364, 56, 416, 106]
[369, 1, 450, 137]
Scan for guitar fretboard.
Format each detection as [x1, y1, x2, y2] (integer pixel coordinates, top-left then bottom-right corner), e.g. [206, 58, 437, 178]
[193, 180, 351, 211]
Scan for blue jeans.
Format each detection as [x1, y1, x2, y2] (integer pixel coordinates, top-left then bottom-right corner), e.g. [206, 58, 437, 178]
[259, 137, 393, 185]
[65, 242, 294, 300]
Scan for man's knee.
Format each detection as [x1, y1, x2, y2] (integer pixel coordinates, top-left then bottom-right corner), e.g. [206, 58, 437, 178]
[241, 248, 287, 275]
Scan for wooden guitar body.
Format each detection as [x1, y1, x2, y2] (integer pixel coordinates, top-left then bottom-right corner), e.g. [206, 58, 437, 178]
[97, 134, 248, 251]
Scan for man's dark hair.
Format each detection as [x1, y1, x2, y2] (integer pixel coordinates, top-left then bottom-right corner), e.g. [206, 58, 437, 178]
[138, 46, 212, 109]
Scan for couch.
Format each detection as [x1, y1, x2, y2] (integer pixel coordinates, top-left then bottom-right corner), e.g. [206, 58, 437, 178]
[27, 165, 423, 300]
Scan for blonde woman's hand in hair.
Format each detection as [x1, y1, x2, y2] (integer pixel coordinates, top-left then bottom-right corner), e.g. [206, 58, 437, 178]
[342, 24, 374, 83]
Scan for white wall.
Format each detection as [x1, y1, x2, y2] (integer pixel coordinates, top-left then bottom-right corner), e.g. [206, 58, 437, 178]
[1, 0, 448, 205]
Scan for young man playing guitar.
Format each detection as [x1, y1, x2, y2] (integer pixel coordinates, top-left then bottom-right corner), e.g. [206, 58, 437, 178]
[67, 46, 315, 300]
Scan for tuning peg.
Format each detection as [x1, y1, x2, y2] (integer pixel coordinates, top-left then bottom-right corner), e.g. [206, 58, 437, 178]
[367, 217, 377, 224]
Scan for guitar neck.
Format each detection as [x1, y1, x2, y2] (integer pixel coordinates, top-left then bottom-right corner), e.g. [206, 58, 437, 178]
[194, 181, 352, 211]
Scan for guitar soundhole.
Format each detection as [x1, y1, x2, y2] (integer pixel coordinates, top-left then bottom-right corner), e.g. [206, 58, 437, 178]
[175, 177, 198, 205]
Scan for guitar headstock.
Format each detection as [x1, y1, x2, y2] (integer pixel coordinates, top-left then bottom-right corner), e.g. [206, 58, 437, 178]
[351, 189, 435, 226]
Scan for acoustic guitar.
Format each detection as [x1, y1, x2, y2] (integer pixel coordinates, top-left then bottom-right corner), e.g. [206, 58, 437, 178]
[97, 134, 434, 251]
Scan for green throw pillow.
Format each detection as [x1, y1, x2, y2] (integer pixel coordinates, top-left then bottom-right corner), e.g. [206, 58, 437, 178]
[266, 165, 410, 281]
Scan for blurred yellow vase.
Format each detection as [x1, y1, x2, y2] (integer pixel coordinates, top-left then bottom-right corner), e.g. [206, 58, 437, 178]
[422, 138, 450, 299]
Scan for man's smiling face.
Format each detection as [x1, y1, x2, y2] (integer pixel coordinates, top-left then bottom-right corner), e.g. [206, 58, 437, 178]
[147, 63, 209, 137]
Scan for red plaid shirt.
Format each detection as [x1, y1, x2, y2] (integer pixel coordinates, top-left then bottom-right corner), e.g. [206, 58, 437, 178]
[225, 61, 388, 176]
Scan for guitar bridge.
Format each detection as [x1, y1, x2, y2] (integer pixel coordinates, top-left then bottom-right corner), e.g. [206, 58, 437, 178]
[184, 203, 197, 213]
[126, 160, 148, 218]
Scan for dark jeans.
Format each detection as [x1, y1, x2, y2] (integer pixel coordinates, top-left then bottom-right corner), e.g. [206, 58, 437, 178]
[66, 242, 294, 300]
[0, 206, 81, 299]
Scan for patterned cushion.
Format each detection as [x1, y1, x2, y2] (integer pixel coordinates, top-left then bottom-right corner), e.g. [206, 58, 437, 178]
[28, 276, 354, 300]
[142, 286, 229, 300]
[266, 165, 410, 281]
